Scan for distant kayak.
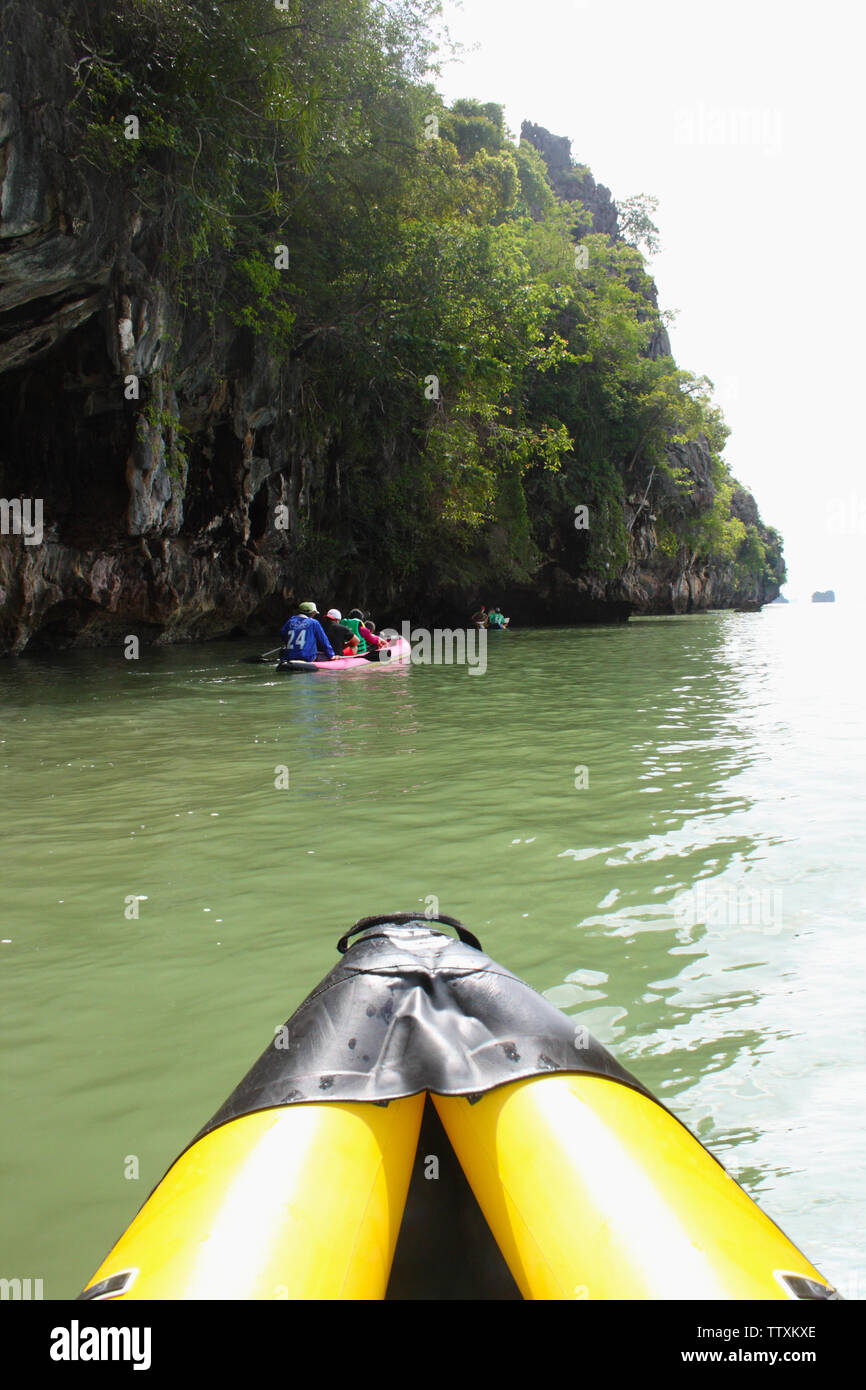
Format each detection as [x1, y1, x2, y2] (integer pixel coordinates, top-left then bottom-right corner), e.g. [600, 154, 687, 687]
[276, 636, 411, 672]
[79, 914, 839, 1301]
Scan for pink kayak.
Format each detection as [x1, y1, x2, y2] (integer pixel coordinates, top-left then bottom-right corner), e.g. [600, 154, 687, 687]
[276, 636, 411, 673]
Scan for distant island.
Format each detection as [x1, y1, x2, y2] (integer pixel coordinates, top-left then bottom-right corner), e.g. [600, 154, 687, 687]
[812, 591, 836, 603]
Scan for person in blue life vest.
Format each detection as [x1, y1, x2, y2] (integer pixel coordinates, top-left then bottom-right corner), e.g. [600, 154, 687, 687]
[279, 601, 335, 664]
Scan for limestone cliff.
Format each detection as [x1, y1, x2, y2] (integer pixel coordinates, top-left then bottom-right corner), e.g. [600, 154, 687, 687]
[0, 2, 782, 654]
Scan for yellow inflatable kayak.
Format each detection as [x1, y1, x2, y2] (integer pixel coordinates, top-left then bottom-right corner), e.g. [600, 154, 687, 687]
[80, 914, 839, 1301]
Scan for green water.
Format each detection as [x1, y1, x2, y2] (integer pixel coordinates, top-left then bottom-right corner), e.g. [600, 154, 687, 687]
[1, 608, 863, 1297]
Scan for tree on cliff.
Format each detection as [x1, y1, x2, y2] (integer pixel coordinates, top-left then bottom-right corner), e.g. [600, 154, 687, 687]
[0, 0, 783, 652]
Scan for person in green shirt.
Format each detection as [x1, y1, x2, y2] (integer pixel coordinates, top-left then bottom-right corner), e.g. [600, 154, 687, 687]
[344, 610, 392, 660]
[341, 608, 368, 654]
[488, 606, 509, 629]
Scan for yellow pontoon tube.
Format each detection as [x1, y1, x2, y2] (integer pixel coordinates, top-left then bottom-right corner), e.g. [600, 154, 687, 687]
[80, 914, 839, 1301]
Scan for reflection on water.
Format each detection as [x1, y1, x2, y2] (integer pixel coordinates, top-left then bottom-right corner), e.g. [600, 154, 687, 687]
[1, 607, 863, 1295]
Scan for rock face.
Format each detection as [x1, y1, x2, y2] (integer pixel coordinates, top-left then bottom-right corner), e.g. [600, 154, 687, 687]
[520, 122, 619, 237]
[0, 4, 782, 654]
[0, 1, 316, 652]
[811, 590, 836, 603]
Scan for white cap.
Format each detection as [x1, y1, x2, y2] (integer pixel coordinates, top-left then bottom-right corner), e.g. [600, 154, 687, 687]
[325, 608, 341, 620]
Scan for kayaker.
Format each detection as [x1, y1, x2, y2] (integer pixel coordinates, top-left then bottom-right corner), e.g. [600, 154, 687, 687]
[471, 604, 488, 629]
[488, 606, 508, 629]
[344, 609, 388, 655]
[280, 601, 335, 663]
[357, 618, 389, 661]
[321, 608, 360, 657]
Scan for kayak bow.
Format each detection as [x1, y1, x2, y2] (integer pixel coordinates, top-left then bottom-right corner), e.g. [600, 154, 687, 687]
[79, 915, 839, 1301]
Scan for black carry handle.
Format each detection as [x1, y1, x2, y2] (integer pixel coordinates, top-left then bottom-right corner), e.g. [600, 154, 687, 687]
[337, 912, 483, 954]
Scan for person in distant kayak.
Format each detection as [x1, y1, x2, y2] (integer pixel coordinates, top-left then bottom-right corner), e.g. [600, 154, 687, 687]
[487, 606, 508, 629]
[356, 617, 392, 661]
[344, 608, 388, 655]
[280, 601, 335, 664]
[320, 608, 359, 657]
[471, 604, 488, 629]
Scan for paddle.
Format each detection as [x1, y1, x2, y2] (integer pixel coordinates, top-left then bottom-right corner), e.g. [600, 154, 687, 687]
[239, 647, 283, 665]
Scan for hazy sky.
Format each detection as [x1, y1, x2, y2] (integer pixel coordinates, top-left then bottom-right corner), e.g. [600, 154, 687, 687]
[436, 0, 864, 599]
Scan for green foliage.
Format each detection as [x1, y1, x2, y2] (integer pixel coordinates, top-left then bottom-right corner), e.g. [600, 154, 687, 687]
[684, 478, 746, 562]
[140, 395, 188, 480]
[617, 194, 662, 256]
[231, 254, 296, 350]
[671, 477, 785, 590]
[67, 0, 782, 600]
[654, 518, 678, 558]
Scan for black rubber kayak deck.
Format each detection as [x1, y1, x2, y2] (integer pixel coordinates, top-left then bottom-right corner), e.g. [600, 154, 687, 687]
[195, 914, 651, 1140]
